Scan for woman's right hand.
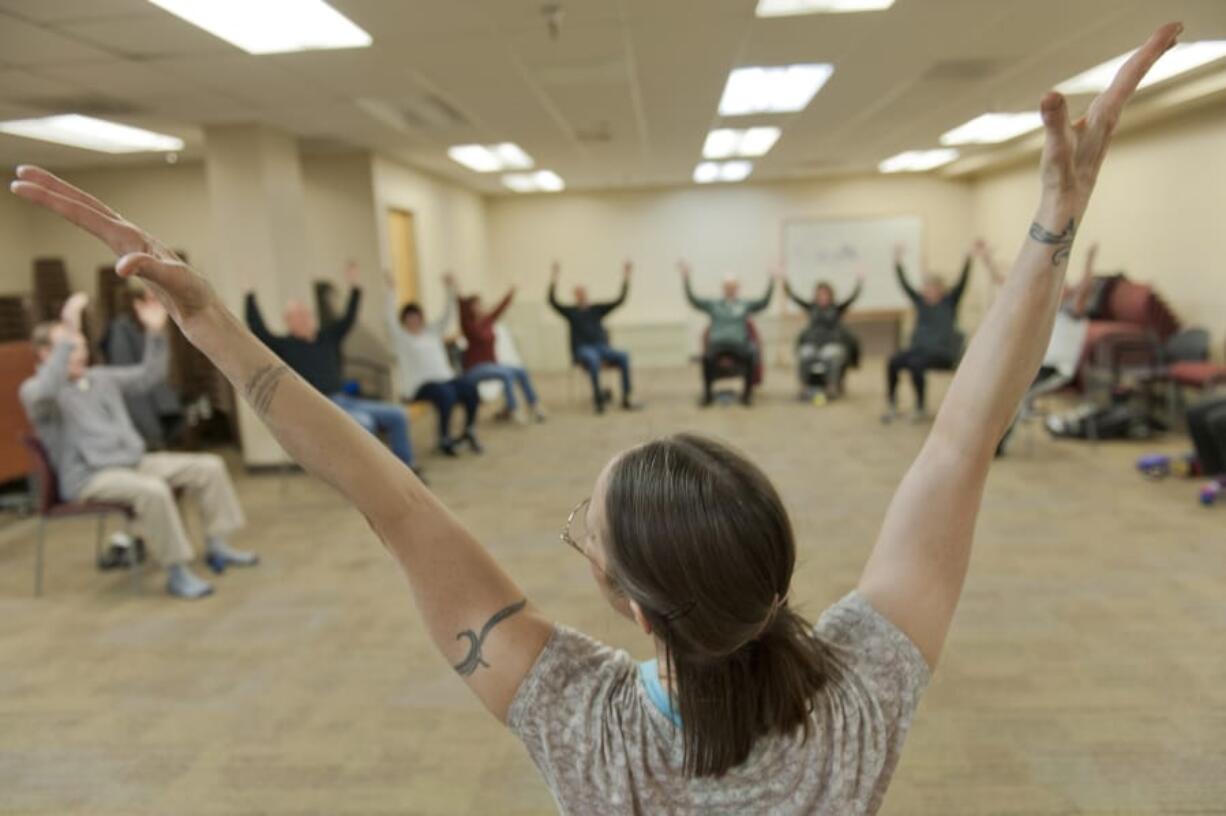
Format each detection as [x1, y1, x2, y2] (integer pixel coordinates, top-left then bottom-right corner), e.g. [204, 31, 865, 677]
[12, 166, 218, 342]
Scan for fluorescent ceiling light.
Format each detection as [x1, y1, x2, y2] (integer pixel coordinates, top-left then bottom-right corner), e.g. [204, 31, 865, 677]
[756, 0, 894, 16]
[693, 161, 753, 184]
[703, 127, 781, 159]
[718, 64, 834, 116]
[502, 170, 564, 193]
[146, 0, 372, 55]
[0, 114, 184, 153]
[1057, 40, 1226, 95]
[448, 143, 534, 173]
[878, 149, 959, 173]
[940, 112, 1043, 146]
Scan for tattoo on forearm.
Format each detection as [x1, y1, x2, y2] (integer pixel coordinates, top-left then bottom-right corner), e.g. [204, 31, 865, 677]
[453, 599, 527, 676]
[1028, 218, 1077, 266]
[245, 364, 289, 416]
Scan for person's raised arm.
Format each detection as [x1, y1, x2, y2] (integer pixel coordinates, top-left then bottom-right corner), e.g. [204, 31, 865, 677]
[485, 288, 515, 326]
[597, 261, 631, 316]
[20, 293, 87, 410]
[679, 260, 711, 312]
[894, 245, 921, 304]
[1071, 242, 1099, 316]
[244, 291, 275, 344]
[746, 275, 776, 313]
[837, 275, 864, 314]
[784, 279, 812, 311]
[547, 261, 566, 315]
[10, 165, 554, 723]
[857, 24, 1181, 670]
[429, 272, 456, 335]
[330, 261, 362, 339]
[97, 295, 170, 395]
[948, 251, 973, 307]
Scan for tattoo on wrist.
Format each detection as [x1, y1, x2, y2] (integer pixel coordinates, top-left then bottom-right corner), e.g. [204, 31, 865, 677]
[453, 598, 527, 677]
[1028, 218, 1077, 266]
[246, 364, 289, 416]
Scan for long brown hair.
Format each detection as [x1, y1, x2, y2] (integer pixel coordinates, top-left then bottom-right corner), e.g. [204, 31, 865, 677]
[603, 433, 840, 777]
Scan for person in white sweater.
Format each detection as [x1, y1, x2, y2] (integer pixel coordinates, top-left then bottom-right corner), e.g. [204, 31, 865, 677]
[387, 272, 482, 456]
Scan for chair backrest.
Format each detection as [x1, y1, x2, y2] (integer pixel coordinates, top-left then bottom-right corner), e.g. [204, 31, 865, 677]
[1165, 328, 1210, 363]
[20, 434, 61, 514]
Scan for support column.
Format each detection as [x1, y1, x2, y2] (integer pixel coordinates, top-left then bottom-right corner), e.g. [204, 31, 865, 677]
[204, 124, 315, 466]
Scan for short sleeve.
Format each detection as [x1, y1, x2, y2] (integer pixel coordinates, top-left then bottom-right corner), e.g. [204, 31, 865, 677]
[816, 592, 931, 733]
[507, 625, 638, 788]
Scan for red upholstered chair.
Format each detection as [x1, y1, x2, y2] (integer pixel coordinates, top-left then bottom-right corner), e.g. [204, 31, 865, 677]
[20, 434, 139, 597]
[1076, 277, 1180, 390]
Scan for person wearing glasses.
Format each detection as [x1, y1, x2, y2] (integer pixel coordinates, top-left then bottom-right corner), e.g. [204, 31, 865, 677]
[8, 23, 1179, 811]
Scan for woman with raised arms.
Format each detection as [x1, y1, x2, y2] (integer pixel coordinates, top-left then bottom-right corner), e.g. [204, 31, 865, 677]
[9, 23, 1180, 814]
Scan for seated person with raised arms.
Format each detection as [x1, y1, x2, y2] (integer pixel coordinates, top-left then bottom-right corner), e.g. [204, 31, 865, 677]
[459, 286, 546, 423]
[882, 242, 975, 424]
[245, 261, 420, 474]
[785, 272, 864, 400]
[20, 291, 254, 599]
[388, 270, 482, 456]
[681, 260, 775, 406]
[548, 259, 640, 414]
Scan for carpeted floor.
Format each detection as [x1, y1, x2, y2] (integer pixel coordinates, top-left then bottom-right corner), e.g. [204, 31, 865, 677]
[1, 362, 1222, 815]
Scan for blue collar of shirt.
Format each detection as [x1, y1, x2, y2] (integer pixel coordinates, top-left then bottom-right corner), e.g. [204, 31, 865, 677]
[638, 659, 681, 727]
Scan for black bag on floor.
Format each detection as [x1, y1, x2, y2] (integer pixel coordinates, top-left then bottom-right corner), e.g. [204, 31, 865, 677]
[1045, 402, 1153, 440]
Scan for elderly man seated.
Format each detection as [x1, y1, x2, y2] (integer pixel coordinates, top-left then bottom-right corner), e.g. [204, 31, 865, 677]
[20, 291, 256, 599]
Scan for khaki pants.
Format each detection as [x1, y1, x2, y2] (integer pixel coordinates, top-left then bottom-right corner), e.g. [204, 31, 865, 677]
[79, 453, 246, 566]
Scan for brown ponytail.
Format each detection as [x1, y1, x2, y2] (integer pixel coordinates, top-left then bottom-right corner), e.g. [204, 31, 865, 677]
[604, 434, 841, 777]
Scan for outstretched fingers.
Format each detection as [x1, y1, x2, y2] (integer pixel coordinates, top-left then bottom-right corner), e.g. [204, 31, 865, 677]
[16, 165, 123, 220]
[1088, 22, 1182, 132]
[10, 180, 140, 255]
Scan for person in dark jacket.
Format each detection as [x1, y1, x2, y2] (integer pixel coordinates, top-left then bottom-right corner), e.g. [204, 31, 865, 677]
[245, 262, 418, 469]
[102, 282, 183, 448]
[548, 260, 640, 413]
[883, 244, 974, 423]
[785, 274, 863, 400]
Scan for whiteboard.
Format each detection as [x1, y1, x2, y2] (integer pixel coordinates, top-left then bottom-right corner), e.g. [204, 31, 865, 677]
[781, 215, 922, 311]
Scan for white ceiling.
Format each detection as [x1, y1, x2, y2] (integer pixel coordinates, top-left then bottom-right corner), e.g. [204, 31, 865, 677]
[0, 0, 1223, 193]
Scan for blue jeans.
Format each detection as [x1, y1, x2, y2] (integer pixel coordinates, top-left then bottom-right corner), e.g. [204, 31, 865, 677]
[413, 378, 480, 444]
[463, 363, 538, 412]
[575, 344, 631, 404]
[331, 393, 414, 466]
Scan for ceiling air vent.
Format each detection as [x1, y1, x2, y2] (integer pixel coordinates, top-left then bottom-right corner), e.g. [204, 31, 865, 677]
[18, 95, 143, 116]
[921, 59, 1002, 82]
[356, 93, 470, 133]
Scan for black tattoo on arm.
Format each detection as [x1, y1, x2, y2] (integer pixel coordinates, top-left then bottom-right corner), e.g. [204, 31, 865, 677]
[1028, 218, 1077, 266]
[453, 598, 527, 676]
[245, 364, 289, 416]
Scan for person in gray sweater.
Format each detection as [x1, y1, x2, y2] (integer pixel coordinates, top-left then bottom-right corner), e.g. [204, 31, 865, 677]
[20, 292, 255, 599]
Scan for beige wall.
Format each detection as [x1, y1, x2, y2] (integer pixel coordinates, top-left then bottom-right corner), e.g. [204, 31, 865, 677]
[486, 175, 980, 371]
[971, 103, 1226, 352]
[0, 187, 33, 296]
[371, 155, 491, 332]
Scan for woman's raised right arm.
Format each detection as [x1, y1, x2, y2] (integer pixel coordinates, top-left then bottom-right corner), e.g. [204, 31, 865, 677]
[10, 166, 553, 723]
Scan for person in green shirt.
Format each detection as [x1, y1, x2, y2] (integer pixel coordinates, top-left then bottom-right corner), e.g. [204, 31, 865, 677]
[680, 261, 776, 406]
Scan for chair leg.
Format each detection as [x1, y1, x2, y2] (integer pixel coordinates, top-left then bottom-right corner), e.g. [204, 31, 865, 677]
[94, 514, 105, 565]
[34, 519, 46, 597]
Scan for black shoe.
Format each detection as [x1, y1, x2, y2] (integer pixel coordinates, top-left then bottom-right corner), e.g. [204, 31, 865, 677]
[595, 397, 607, 414]
[439, 438, 459, 457]
[462, 429, 484, 454]
[621, 398, 642, 411]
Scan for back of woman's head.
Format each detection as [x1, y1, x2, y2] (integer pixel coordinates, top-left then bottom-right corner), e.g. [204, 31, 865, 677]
[602, 433, 839, 777]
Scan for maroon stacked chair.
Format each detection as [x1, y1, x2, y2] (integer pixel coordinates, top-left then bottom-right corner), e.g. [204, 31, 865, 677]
[20, 434, 138, 596]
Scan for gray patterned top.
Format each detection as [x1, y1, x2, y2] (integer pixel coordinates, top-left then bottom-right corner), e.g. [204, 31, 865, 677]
[508, 592, 929, 815]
